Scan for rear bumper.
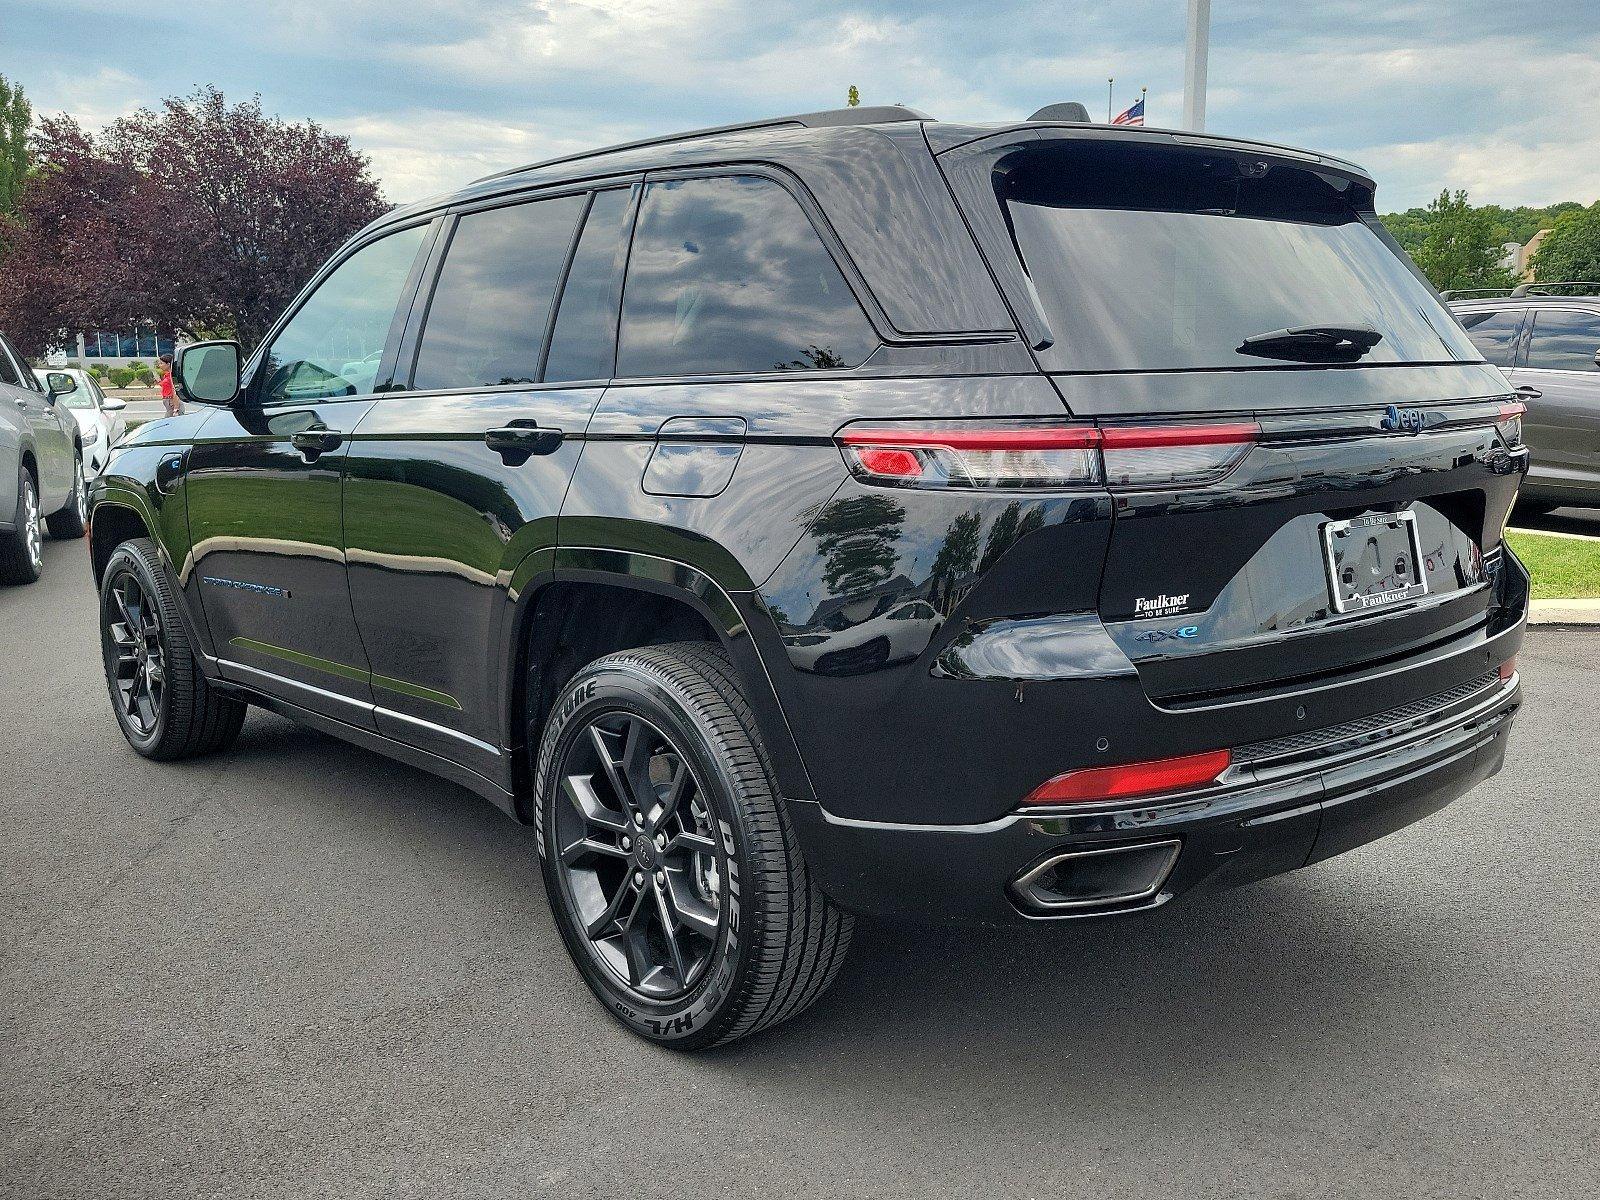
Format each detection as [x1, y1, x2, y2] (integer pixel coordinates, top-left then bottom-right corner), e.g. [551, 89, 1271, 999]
[787, 673, 1521, 924]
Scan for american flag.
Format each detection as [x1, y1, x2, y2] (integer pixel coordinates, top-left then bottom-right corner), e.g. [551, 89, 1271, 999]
[1111, 96, 1145, 126]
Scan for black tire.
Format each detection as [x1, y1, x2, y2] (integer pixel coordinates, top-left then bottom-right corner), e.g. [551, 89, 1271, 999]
[535, 641, 852, 1049]
[0, 466, 43, 585]
[99, 537, 247, 759]
[45, 449, 87, 539]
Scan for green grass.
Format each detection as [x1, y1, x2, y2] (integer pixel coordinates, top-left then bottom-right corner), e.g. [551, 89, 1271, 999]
[1506, 530, 1600, 600]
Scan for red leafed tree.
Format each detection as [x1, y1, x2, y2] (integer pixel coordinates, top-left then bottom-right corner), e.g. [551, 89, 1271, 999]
[0, 87, 387, 356]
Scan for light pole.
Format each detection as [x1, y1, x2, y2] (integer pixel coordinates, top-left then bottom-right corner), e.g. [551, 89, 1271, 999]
[1182, 0, 1210, 131]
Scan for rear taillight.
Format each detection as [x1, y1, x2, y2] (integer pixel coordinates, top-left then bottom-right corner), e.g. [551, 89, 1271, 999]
[838, 422, 1260, 490]
[1021, 749, 1232, 807]
[1100, 423, 1259, 488]
[1496, 402, 1526, 447]
[1498, 656, 1517, 682]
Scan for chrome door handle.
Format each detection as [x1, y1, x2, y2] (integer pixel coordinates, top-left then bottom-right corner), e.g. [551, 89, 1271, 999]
[1514, 386, 1542, 400]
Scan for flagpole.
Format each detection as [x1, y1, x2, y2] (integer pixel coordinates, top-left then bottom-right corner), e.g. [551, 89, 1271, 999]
[1107, 77, 1114, 123]
[1183, 0, 1210, 131]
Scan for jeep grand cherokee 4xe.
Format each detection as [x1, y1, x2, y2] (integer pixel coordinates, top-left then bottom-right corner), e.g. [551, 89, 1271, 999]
[86, 106, 1528, 1048]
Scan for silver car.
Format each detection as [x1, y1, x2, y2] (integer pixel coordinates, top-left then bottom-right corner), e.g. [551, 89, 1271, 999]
[1450, 285, 1600, 514]
[31, 367, 129, 476]
[1, 333, 89, 583]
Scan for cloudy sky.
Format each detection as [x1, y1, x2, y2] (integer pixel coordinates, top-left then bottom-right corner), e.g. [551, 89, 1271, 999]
[4, 0, 1598, 213]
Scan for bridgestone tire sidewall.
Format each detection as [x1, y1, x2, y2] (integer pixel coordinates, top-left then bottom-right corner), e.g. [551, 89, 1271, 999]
[535, 663, 751, 1047]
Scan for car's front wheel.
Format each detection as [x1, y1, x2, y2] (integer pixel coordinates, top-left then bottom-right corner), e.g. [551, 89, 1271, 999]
[535, 642, 852, 1049]
[100, 537, 247, 759]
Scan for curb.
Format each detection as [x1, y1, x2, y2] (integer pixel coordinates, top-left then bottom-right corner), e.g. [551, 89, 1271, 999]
[1529, 597, 1600, 626]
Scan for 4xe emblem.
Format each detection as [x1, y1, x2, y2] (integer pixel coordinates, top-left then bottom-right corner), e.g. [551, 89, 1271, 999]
[1380, 404, 1426, 434]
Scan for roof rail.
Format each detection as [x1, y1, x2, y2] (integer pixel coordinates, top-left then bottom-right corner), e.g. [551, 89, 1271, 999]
[1510, 280, 1600, 298]
[476, 105, 934, 184]
[1441, 287, 1515, 301]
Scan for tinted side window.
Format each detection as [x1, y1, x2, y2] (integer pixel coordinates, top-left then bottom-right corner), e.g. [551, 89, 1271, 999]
[412, 194, 585, 391]
[0, 342, 20, 387]
[544, 188, 634, 383]
[1526, 309, 1600, 372]
[617, 175, 878, 378]
[1456, 309, 1521, 366]
[259, 225, 427, 405]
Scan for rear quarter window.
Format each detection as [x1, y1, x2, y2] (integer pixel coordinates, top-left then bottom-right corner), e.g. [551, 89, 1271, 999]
[616, 174, 879, 378]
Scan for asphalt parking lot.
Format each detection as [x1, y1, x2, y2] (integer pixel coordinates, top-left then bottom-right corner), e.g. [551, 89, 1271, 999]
[3, 537, 1596, 1199]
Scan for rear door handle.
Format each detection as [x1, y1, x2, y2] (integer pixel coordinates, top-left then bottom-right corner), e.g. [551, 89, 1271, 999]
[1514, 386, 1542, 400]
[485, 421, 564, 466]
[290, 429, 344, 460]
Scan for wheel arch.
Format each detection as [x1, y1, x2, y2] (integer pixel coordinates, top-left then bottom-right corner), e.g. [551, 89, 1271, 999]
[502, 545, 815, 819]
[88, 499, 153, 585]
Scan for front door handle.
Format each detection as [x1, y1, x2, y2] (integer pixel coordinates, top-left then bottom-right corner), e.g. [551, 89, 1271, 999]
[14, 398, 26, 410]
[1514, 385, 1542, 400]
[485, 421, 563, 466]
[290, 429, 344, 461]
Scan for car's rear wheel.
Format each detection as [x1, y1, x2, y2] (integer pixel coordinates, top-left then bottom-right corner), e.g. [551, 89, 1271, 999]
[100, 537, 247, 759]
[535, 641, 852, 1049]
[45, 450, 87, 539]
[0, 467, 44, 584]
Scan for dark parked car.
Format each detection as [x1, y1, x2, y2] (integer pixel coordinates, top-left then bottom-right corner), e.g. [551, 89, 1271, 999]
[1, 332, 88, 583]
[1450, 285, 1600, 514]
[87, 107, 1528, 1048]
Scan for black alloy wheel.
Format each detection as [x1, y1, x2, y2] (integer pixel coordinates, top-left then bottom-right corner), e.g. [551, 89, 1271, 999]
[553, 711, 725, 999]
[536, 642, 853, 1049]
[105, 569, 166, 738]
[98, 538, 247, 759]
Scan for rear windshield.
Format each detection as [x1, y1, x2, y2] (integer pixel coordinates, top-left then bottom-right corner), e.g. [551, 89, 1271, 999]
[987, 141, 1478, 372]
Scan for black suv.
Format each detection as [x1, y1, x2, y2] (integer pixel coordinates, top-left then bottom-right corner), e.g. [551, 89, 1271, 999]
[1449, 284, 1600, 513]
[87, 106, 1529, 1048]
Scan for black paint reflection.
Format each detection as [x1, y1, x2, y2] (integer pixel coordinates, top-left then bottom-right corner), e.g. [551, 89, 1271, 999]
[767, 490, 1069, 677]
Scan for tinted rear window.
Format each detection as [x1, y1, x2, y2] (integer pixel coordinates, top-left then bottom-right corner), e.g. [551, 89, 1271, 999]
[544, 188, 633, 383]
[989, 141, 1477, 372]
[1526, 309, 1600, 372]
[413, 194, 585, 391]
[616, 175, 878, 378]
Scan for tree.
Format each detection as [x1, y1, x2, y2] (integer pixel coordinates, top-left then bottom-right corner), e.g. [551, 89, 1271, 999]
[0, 75, 29, 224]
[847, 85, 860, 108]
[1530, 204, 1600, 283]
[0, 86, 387, 355]
[1410, 190, 1515, 293]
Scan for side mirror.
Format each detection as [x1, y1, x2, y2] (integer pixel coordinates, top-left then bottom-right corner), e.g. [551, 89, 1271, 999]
[103, 396, 127, 411]
[174, 340, 242, 406]
[45, 371, 78, 401]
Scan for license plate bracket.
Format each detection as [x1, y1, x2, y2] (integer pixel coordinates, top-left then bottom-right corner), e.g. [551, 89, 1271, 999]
[1322, 511, 1429, 614]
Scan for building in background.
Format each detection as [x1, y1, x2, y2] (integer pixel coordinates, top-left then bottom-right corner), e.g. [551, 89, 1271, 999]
[59, 323, 182, 366]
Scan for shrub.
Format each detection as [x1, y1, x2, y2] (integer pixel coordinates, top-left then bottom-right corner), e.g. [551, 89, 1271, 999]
[129, 364, 154, 384]
[107, 366, 134, 388]
[126, 359, 147, 372]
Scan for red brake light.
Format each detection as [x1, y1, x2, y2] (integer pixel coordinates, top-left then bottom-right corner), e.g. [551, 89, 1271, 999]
[839, 424, 1102, 489]
[1022, 749, 1232, 807]
[1498, 656, 1517, 682]
[837, 422, 1260, 490]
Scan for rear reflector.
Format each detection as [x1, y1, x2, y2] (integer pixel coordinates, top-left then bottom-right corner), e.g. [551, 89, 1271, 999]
[1498, 656, 1517, 682]
[1022, 748, 1232, 807]
[838, 422, 1260, 490]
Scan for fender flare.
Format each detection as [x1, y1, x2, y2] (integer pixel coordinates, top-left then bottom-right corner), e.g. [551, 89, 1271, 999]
[500, 544, 816, 808]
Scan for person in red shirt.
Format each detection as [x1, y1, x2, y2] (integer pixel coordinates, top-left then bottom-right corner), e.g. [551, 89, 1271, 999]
[158, 353, 181, 417]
